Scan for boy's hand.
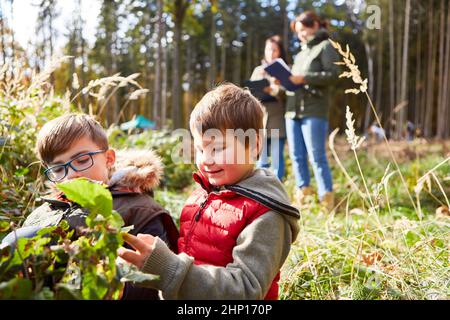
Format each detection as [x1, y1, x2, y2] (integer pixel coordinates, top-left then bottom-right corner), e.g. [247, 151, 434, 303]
[117, 233, 155, 269]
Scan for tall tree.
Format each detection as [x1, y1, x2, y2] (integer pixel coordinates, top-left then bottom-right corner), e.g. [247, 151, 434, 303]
[0, 1, 7, 65]
[161, 18, 169, 128]
[91, 0, 120, 125]
[64, 0, 87, 109]
[153, 0, 163, 127]
[397, 0, 410, 139]
[388, 0, 396, 136]
[208, 3, 217, 88]
[170, 0, 190, 129]
[424, 0, 437, 137]
[437, 0, 449, 138]
[35, 0, 59, 77]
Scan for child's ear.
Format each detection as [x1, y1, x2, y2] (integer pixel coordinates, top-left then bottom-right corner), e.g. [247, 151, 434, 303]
[105, 149, 116, 168]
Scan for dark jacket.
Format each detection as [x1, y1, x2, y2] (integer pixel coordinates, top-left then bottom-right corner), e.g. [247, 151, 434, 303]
[286, 28, 339, 120]
[250, 65, 287, 138]
[21, 149, 179, 300]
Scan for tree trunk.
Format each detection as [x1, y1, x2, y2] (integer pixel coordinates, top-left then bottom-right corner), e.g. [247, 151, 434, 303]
[439, 3, 450, 138]
[184, 38, 193, 122]
[245, 31, 252, 80]
[388, 0, 396, 137]
[9, 0, 14, 61]
[220, 38, 226, 81]
[232, 5, 242, 85]
[363, 42, 374, 131]
[171, 0, 188, 129]
[424, 2, 437, 137]
[208, 10, 216, 89]
[79, 0, 87, 111]
[437, 0, 448, 138]
[397, 0, 410, 139]
[153, 0, 163, 128]
[414, 5, 422, 129]
[0, 1, 6, 65]
[172, 25, 182, 128]
[375, 19, 383, 119]
[161, 22, 168, 128]
[279, 0, 289, 63]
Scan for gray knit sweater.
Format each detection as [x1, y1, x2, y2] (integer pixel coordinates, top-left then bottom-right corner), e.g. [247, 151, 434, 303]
[137, 168, 300, 300]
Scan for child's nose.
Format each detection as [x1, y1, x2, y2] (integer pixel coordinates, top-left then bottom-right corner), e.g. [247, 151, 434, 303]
[66, 166, 81, 180]
[200, 152, 215, 166]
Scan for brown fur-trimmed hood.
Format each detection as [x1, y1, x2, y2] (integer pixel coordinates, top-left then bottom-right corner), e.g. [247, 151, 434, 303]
[108, 149, 164, 193]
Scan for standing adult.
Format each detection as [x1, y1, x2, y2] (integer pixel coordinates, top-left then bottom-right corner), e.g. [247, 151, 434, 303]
[250, 35, 287, 181]
[285, 11, 339, 210]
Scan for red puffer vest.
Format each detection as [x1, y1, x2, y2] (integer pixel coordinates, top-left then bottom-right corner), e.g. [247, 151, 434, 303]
[178, 173, 280, 300]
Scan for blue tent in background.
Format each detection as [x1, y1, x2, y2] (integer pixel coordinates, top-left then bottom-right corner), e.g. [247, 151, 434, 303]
[120, 115, 156, 131]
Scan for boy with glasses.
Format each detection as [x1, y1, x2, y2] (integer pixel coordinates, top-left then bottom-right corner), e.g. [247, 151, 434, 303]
[11, 113, 179, 300]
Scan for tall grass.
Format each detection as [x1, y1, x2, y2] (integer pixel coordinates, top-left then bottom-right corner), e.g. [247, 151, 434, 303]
[0, 57, 149, 223]
[279, 40, 449, 300]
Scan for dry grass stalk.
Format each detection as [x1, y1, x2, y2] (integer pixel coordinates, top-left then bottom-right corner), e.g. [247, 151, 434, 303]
[345, 106, 366, 150]
[329, 38, 418, 215]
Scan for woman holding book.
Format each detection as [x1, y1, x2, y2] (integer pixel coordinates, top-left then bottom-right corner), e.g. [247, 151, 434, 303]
[285, 10, 339, 210]
[249, 35, 287, 181]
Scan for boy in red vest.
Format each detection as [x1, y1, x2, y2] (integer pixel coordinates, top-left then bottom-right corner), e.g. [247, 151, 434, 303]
[118, 83, 300, 299]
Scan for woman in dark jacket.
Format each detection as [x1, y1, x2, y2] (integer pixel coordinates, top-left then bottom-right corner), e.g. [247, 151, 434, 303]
[250, 35, 287, 181]
[286, 11, 339, 210]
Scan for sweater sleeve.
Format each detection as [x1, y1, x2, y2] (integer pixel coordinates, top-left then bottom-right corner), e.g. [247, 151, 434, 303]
[303, 41, 339, 87]
[140, 211, 293, 300]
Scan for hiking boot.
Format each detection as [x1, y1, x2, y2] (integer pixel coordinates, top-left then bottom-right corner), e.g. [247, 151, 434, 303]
[295, 186, 315, 206]
[320, 192, 335, 212]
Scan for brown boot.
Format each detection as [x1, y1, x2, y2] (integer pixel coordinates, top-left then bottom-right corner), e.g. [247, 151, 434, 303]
[320, 192, 335, 212]
[295, 186, 314, 206]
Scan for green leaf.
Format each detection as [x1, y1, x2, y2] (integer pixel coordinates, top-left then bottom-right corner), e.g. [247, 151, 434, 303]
[405, 231, 421, 247]
[0, 278, 33, 299]
[120, 225, 134, 234]
[55, 283, 82, 300]
[57, 178, 113, 217]
[81, 271, 109, 300]
[120, 270, 159, 284]
[33, 287, 55, 300]
[109, 210, 125, 229]
[117, 261, 159, 284]
[0, 220, 11, 233]
[37, 225, 57, 236]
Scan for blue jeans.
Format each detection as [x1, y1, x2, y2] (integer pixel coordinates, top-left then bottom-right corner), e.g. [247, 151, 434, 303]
[257, 137, 286, 181]
[286, 117, 333, 198]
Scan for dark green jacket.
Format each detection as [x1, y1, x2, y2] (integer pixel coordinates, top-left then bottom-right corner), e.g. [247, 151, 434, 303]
[286, 29, 339, 120]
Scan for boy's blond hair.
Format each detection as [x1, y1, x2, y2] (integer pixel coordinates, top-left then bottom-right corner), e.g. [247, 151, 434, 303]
[36, 113, 109, 165]
[189, 83, 264, 134]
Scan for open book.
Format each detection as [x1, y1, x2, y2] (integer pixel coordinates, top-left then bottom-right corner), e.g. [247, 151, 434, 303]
[263, 58, 303, 91]
[242, 79, 277, 102]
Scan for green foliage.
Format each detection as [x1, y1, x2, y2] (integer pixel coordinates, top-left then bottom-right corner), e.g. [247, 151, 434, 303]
[0, 179, 154, 300]
[0, 61, 73, 221]
[280, 147, 450, 300]
[109, 127, 195, 191]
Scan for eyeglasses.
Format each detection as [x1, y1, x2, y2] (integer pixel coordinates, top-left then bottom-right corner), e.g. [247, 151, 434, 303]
[44, 150, 107, 182]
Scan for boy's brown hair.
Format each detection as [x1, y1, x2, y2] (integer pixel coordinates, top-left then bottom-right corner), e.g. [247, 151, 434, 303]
[36, 113, 109, 165]
[189, 83, 264, 134]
